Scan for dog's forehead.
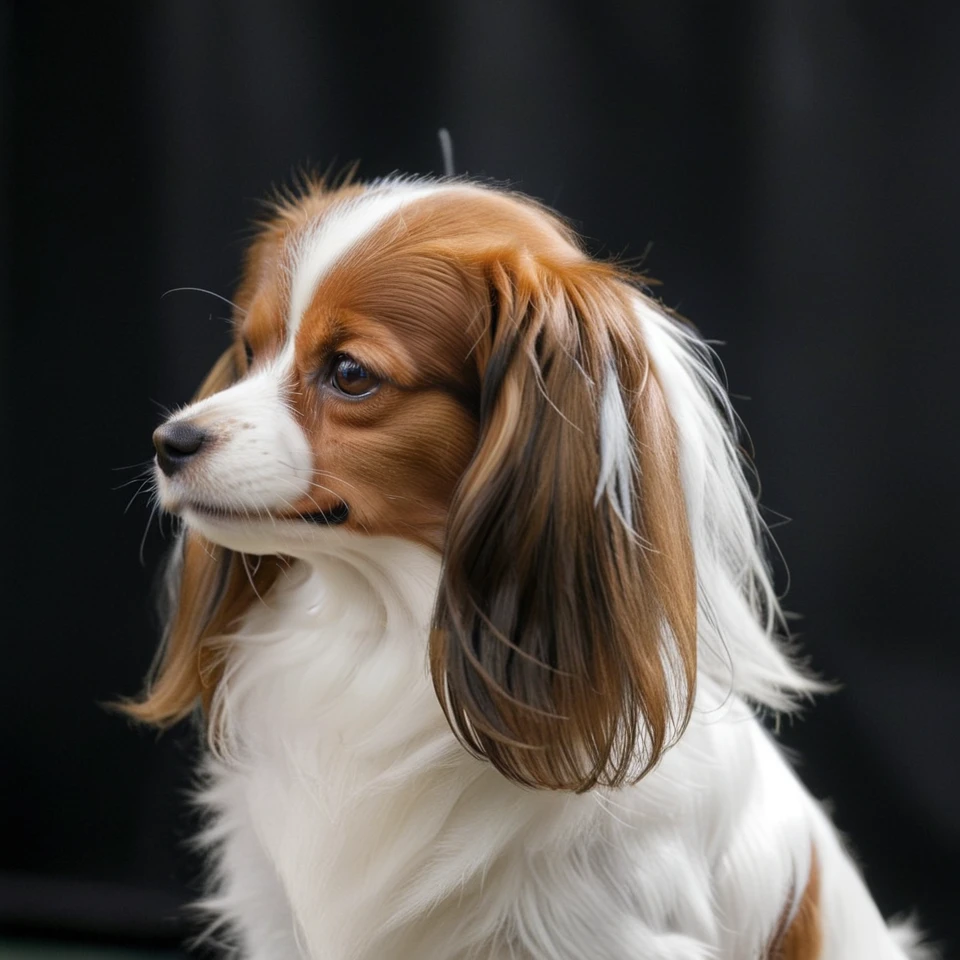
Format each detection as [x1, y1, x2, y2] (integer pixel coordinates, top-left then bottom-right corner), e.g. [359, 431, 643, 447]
[285, 184, 444, 342]
[241, 181, 585, 386]
[274, 185, 490, 382]
[240, 184, 454, 359]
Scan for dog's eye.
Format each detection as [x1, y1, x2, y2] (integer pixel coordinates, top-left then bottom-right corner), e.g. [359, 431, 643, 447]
[242, 338, 254, 369]
[330, 355, 380, 398]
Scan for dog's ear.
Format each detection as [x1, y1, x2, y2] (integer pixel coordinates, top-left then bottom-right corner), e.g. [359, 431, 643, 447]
[431, 262, 697, 791]
[194, 343, 242, 399]
[123, 348, 280, 726]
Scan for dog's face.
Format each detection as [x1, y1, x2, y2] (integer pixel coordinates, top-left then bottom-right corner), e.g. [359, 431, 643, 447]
[144, 178, 698, 791]
[153, 184, 491, 554]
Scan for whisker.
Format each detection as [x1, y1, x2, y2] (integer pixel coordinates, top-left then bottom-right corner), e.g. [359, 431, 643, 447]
[149, 398, 175, 419]
[113, 470, 154, 492]
[139, 499, 160, 564]
[272, 482, 335, 524]
[311, 470, 361, 492]
[274, 479, 371, 536]
[112, 459, 155, 473]
[124, 479, 155, 513]
[162, 287, 247, 318]
[274, 474, 341, 508]
[275, 462, 362, 495]
[264, 492, 315, 544]
[240, 552, 267, 605]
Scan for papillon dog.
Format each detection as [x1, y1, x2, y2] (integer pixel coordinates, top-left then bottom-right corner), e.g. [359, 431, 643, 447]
[130, 176, 933, 959]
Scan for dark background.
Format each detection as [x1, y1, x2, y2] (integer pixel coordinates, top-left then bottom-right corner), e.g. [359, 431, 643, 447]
[2, 0, 958, 955]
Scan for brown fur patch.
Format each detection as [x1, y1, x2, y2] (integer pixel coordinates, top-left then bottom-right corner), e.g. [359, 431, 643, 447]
[430, 252, 697, 791]
[768, 848, 823, 960]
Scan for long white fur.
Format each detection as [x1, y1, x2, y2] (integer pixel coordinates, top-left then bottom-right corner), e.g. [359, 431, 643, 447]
[595, 365, 636, 530]
[636, 300, 822, 712]
[156, 181, 932, 959]
[193, 537, 922, 959]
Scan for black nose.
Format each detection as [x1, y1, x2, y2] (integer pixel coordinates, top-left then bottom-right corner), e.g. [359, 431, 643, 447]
[153, 421, 207, 476]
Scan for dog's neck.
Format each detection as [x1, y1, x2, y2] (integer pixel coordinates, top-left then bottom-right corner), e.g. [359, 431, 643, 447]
[212, 536, 445, 759]
[203, 537, 602, 957]
[198, 535, 810, 959]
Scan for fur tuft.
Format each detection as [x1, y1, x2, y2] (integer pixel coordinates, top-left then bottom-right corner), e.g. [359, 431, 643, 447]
[888, 918, 941, 960]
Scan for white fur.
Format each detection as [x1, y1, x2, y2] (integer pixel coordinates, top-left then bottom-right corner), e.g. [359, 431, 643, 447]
[595, 364, 636, 530]
[159, 188, 932, 958]
[636, 299, 822, 712]
[194, 533, 922, 959]
[285, 183, 442, 344]
[155, 369, 314, 521]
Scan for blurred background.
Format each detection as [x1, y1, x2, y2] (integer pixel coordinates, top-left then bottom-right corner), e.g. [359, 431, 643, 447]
[2, 0, 958, 956]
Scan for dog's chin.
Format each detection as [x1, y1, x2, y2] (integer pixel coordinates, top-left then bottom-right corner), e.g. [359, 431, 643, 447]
[178, 501, 350, 557]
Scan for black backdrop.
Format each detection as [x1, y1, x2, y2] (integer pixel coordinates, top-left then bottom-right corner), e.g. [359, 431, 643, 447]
[2, 0, 958, 953]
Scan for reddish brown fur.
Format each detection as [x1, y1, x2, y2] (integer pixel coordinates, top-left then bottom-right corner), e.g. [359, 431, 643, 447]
[768, 849, 823, 960]
[430, 243, 696, 790]
[127, 178, 698, 792]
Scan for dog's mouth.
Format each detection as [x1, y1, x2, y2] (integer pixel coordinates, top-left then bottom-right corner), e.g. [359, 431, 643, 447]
[298, 502, 350, 525]
[185, 500, 350, 526]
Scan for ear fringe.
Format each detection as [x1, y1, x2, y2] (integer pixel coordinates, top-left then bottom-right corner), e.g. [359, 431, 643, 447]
[433, 263, 699, 792]
[121, 533, 228, 726]
[634, 299, 826, 710]
[121, 346, 282, 728]
[120, 536, 283, 727]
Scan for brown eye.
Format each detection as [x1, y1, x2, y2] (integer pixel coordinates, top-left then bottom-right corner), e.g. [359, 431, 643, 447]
[330, 354, 380, 397]
[242, 339, 254, 369]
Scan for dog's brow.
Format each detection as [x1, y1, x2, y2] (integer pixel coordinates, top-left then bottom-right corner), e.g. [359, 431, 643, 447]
[286, 185, 443, 347]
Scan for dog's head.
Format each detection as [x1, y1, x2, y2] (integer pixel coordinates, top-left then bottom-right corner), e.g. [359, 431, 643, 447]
[134, 177, 698, 791]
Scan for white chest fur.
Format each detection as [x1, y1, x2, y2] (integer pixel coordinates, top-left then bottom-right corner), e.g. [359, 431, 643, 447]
[196, 538, 910, 960]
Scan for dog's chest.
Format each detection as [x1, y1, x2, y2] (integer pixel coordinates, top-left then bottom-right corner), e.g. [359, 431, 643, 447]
[207, 646, 533, 959]
[198, 554, 809, 960]
[200, 555, 526, 956]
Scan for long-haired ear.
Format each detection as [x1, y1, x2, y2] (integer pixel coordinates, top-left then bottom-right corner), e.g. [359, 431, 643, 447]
[123, 348, 281, 727]
[432, 263, 698, 791]
[194, 343, 240, 399]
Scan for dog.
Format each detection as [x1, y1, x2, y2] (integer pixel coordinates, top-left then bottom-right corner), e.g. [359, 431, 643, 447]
[131, 175, 932, 959]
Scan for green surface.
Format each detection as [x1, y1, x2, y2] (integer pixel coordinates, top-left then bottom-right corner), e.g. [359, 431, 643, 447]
[0, 944, 181, 960]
